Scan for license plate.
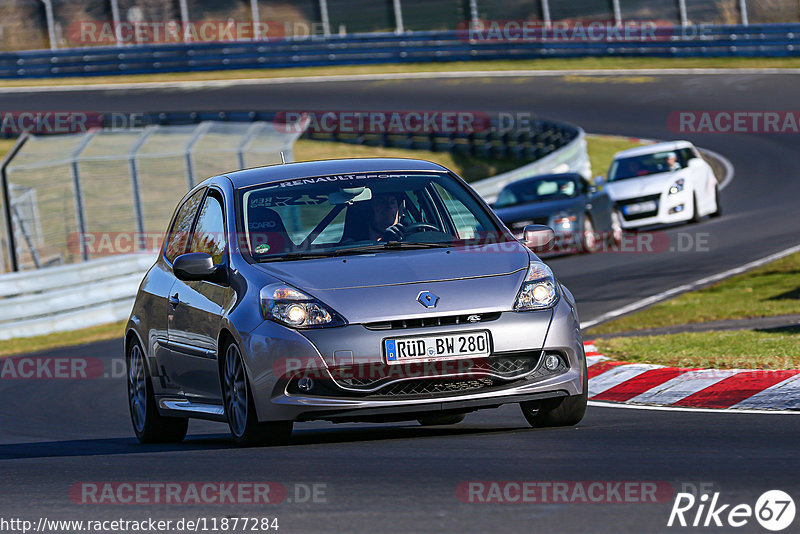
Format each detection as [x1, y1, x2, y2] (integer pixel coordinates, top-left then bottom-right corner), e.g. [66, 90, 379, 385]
[384, 331, 491, 365]
[623, 200, 657, 215]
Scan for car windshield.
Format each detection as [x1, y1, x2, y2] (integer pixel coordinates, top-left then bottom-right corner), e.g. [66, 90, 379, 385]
[238, 172, 505, 260]
[608, 151, 685, 182]
[495, 176, 580, 208]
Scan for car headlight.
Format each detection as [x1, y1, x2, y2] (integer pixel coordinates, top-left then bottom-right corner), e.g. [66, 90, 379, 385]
[260, 283, 345, 328]
[551, 211, 577, 229]
[669, 178, 685, 195]
[513, 262, 559, 311]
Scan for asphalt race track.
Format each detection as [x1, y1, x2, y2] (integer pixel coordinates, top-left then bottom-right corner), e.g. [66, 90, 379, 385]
[1, 72, 799, 532]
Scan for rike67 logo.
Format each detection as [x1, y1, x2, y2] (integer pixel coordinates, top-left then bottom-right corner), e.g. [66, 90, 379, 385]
[668, 490, 795, 531]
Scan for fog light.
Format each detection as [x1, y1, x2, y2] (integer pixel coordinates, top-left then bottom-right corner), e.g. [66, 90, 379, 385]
[544, 354, 561, 371]
[668, 204, 685, 214]
[297, 377, 314, 392]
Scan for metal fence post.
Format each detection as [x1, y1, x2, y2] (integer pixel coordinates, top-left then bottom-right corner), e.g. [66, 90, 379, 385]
[611, 0, 622, 25]
[678, 0, 688, 26]
[541, 0, 551, 27]
[237, 123, 266, 170]
[740, 0, 749, 25]
[468, 0, 479, 28]
[128, 126, 156, 247]
[110, 0, 122, 46]
[184, 122, 212, 189]
[393, 0, 405, 34]
[1, 133, 31, 272]
[179, 0, 191, 41]
[250, 0, 261, 39]
[319, 0, 331, 37]
[70, 132, 97, 262]
[39, 0, 57, 50]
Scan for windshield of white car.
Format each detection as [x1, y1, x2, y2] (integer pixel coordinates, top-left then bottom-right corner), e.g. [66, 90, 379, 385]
[608, 151, 686, 182]
[238, 172, 507, 261]
[495, 176, 581, 208]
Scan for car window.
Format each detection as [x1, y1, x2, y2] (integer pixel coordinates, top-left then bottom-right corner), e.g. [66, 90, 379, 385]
[164, 188, 205, 263]
[240, 173, 502, 259]
[609, 151, 684, 182]
[189, 192, 227, 264]
[495, 176, 580, 208]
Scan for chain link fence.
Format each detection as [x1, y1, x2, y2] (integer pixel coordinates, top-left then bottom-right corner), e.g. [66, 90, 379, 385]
[2, 0, 799, 52]
[0, 120, 305, 272]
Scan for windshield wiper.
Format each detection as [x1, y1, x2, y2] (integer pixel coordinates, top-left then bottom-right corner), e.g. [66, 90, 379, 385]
[258, 242, 452, 262]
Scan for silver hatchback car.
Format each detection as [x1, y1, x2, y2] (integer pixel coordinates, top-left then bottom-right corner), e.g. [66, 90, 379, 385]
[126, 158, 587, 446]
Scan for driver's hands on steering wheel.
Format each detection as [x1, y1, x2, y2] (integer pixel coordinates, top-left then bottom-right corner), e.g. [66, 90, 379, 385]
[381, 223, 406, 242]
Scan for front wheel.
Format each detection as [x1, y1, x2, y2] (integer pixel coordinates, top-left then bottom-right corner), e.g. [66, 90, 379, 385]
[520, 364, 588, 428]
[127, 340, 188, 444]
[222, 341, 293, 447]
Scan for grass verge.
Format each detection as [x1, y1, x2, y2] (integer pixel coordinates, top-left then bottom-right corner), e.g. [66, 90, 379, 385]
[1, 57, 799, 88]
[595, 328, 800, 370]
[588, 251, 800, 335]
[0, 133, 644, 354]
[0, 321, 125, 358]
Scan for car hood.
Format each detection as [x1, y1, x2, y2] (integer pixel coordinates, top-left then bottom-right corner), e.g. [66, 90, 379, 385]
[253, 244, 531, 324]
[606, 171, 685, 199]
[494, 198, 580, 225]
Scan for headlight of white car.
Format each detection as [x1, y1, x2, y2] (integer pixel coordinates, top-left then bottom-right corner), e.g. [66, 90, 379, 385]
[669, 178, 685, 195]
[260, 283, 345, 328]
[514, 262, 559, 311]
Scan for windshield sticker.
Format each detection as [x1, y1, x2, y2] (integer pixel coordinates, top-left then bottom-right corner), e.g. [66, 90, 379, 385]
[249, 194, 328, 208]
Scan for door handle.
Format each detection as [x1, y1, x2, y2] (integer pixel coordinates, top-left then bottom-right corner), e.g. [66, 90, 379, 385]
[169, 293, 180, 308]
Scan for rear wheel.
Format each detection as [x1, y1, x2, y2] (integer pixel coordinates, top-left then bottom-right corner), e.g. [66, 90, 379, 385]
[417, 413, 466, 426]
[127, 340, 188, 444]
[223, 340, 293, 446]
[710, 185, 722, 218]
[520, 363, 588, 428]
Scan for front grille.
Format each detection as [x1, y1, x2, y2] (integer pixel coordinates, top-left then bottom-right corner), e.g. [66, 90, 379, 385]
[373, 377, 495, 397]
[364, 312, 501, 331]
[616, 193, 661, 221]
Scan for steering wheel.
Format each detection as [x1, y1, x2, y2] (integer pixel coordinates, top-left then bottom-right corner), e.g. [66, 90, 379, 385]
[403, 223, 439, 233]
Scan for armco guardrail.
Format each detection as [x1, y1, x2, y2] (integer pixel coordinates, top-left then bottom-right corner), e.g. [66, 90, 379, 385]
[471, 128, 590, 204]
[0, 24, 799, 79]
[0, 254, 153, 340]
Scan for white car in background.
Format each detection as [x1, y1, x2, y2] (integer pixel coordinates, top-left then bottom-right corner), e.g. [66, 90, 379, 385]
[603, 141, 721, 229]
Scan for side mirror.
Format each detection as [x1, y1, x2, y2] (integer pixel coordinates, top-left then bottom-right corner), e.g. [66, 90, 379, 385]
[594, 175, 606, 186]
[522, 224, 555, 253]
[173, 252, 226, 283]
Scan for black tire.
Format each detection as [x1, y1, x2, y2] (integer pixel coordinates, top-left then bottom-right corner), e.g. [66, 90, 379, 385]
[417, 413, 466, 426]
[710, 185, 722, 218]
[689, 193, 702, 223]
[581, 215, 599, 253]
[520, 363, 588, 428]
[127, 339, 188, 444]
[222, 340, 293, 447]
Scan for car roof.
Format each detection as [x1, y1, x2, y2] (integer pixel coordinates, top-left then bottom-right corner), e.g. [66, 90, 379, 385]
[503, 172, 583, 188]
[612, 140, 694, 159]
[221, 158, 451, 189]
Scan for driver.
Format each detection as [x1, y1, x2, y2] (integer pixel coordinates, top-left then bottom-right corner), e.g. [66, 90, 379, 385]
[666, 153, 681, 171]
[367, 193, 403, 241]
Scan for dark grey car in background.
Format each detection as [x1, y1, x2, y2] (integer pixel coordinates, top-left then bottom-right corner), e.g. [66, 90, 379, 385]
[493, 173, 622, 254]
[126, 158, 587, 446]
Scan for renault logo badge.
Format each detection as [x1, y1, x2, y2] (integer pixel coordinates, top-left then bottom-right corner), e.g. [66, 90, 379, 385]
[417, 291, 439, 308]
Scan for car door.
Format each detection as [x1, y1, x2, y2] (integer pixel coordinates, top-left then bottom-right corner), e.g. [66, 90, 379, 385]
[584, 179, 614, 231]
[166, 189, 234, 402]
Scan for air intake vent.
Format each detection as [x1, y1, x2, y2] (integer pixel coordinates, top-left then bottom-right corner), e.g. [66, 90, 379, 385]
[364, 312, 501, 331]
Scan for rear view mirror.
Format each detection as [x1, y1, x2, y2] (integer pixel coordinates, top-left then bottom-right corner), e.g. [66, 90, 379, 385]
[522, 225, 555, 252]
[173, 252, 226, 283]
[329, 187, 373, 205]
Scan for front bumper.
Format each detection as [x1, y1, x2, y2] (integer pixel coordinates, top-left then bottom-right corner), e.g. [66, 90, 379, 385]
[617, 190, 692, 228]
[240, 296, 585, 422]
